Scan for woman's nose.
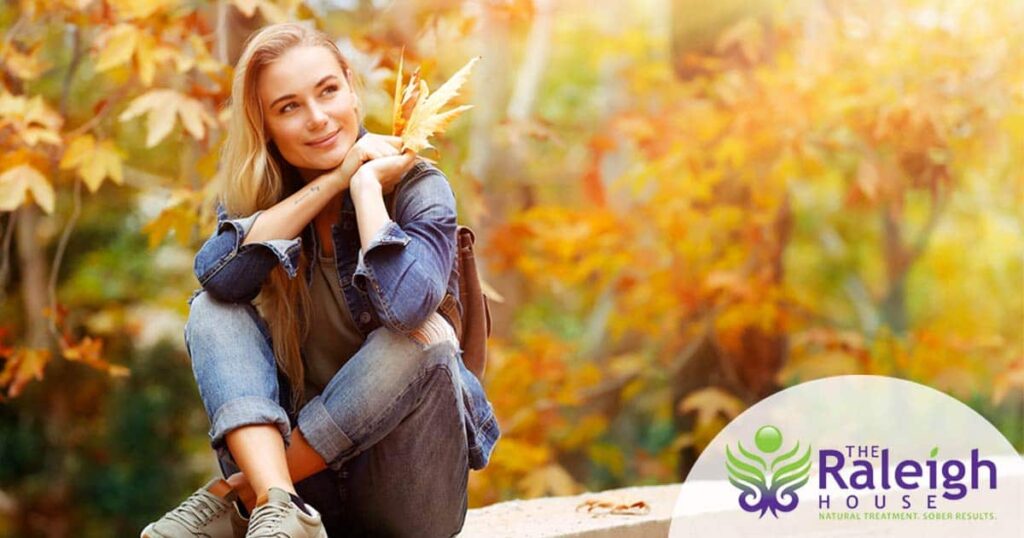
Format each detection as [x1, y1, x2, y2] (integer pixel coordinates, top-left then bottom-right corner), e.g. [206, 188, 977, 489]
[306, 104, 328, 130]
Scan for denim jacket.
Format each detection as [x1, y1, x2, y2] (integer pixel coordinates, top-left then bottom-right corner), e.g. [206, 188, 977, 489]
[191, 157, 499, 470]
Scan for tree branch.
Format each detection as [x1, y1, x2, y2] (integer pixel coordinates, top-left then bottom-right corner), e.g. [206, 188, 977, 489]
[0, 211, 17, 305]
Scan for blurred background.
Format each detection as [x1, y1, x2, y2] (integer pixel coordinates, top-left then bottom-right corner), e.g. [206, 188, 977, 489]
[1, 0, 1022, 535]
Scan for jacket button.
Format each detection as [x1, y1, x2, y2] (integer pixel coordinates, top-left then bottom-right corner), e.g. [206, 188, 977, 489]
[359, 312, 371, 324]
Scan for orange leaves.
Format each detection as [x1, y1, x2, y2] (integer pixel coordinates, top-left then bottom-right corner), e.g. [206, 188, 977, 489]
[0, 348, 51, 399]
[993, 357, 1024, 405]
[61, 336, 129, 378]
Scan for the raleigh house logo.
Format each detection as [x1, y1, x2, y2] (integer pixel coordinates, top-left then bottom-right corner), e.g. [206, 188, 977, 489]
[726, 425, 813, 518]
[726, 428, 1001, 521]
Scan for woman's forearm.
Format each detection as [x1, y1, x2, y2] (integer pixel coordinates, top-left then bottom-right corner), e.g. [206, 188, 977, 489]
[242, 172, 347, 245]
[351, 173, 390, 249]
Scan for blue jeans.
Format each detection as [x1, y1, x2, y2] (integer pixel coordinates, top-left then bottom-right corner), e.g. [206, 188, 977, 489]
[185, 291, 469, 537]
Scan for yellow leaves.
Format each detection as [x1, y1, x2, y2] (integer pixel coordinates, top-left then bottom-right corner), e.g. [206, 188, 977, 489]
[230, 0, 288, 22]
[59, 135, 124, 192]
[0, 348, 51, 399]
[679, 387, 744, 430]
[1, 42, 51, 80]
[490, 438, 550, 474]
[94, 24, 195, 86]
[518, 464, 580, 498]
[119, 89, 217, 147]
[142, 193, 199, 248]
[0, 163, 55, 214]
[392, 56, 478, 152]
[0, 91, 63, 147]
[95, 24, 139, 72]
[107, 0, 177, 20]
[678, 387, 745, 452]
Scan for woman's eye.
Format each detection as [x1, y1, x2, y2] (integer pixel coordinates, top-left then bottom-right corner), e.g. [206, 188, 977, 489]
[321, 85, 339, 96]
[281, 102, 297, 113]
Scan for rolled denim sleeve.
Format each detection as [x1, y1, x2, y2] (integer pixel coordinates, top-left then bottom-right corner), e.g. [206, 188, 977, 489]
[193, 203, 303, 303]
[352, 163, 457, 333]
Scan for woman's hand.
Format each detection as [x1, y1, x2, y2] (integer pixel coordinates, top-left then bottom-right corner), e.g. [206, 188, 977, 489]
[320, 133, 403, 192]
[350, 151, 418, 197]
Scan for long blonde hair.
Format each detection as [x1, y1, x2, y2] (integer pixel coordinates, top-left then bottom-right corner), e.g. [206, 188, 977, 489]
[218, 23, 356, 407]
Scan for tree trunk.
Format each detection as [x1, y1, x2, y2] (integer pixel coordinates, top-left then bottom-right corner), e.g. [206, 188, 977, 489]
[16, 207, 50, 348]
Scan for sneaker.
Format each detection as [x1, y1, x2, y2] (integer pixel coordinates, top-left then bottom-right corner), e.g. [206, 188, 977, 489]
[245, 488, 326, 538]
[141, 478, 248, 538]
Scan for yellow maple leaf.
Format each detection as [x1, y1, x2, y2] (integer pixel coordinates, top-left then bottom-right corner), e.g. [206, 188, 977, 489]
[95, 23, 139, 72]
[119, 89, 217, 147]
[392, 56, 478, 152]
[142, 202, 197, 249]
[679, 387, 745, 429]
[0, 163, 55, 214]
[0, 92, 63, 147]
[1, 42, 51, 80]
[230, 0, 286, 22]
[59, 135, 125, 192]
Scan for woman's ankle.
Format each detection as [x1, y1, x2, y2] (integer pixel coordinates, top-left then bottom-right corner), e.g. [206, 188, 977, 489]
[225, 472, 258, 512]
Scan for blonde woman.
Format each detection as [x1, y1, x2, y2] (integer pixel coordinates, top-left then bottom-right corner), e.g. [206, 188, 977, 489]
[142, 23, 499, 538]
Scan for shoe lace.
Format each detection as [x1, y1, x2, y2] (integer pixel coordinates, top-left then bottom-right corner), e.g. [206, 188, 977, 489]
[164, 491, 226, 530]
[246, 501, 291, 537]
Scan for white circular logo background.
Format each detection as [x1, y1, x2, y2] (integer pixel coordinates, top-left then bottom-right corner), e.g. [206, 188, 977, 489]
[670, 375, 1024, 537]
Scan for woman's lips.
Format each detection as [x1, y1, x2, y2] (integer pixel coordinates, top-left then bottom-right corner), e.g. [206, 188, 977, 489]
[306, 129, 340, 148]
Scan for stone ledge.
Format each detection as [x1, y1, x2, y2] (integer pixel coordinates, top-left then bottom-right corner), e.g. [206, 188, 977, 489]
[458, 484, 681, 538]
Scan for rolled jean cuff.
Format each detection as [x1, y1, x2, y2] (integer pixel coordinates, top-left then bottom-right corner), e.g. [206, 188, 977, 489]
[297, 395, 355, 470]
[209, 396, 292, 460]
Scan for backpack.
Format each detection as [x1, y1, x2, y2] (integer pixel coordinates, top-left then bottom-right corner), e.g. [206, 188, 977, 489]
[385, 184, 492, 380]
[437, 226, 491, 379]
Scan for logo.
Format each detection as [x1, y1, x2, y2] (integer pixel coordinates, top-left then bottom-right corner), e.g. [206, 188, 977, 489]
[726, 425, 812, 518]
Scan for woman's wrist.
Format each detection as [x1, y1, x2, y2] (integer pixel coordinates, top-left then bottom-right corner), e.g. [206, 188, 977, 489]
[350, 169, 382, 201]
[320, 164, 353, 195]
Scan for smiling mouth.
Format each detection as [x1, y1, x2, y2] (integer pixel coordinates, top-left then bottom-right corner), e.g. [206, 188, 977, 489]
[306, 129, 340, 147]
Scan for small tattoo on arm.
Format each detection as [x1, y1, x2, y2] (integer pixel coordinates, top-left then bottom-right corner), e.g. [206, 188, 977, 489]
[293, 185, 321, 205]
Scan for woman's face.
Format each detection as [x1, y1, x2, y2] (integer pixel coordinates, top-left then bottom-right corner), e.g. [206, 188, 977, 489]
[257, 45, 359, 178]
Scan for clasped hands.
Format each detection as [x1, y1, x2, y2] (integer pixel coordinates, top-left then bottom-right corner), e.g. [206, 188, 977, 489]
[323, 133, 417, 197]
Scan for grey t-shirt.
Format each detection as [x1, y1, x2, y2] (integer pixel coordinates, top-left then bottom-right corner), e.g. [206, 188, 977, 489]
[301, 253, 366, 402]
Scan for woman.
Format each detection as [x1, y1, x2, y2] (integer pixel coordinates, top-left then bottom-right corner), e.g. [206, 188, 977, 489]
[142, 23, 499, 538]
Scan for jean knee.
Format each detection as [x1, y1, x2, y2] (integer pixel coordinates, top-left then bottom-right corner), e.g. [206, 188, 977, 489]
[186, 291, 267, 356]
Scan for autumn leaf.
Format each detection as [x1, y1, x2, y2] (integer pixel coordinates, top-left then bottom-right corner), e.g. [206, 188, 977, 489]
[230, 0, 287, 22]
[517, 464, 579, 498]
[393, 56, 478, 152]
[0, 164, 55, 214]
[993, 357, 1024, 405]
[679, 387, 745, 429]
[59, 134, 125, 192]
[60, 336, 129, 377]
[118, 89, 217, 147]
[0, 91, 63, 147]
[107, 0, 175, 20]
[1, 42, 51, 80]
[0, 348, 51, 399]
[142, 201, 198, 248]
[94, 23, 140, 72]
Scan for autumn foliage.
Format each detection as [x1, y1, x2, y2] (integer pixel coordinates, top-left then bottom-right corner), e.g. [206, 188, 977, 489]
[1, 0, 1022, 533]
